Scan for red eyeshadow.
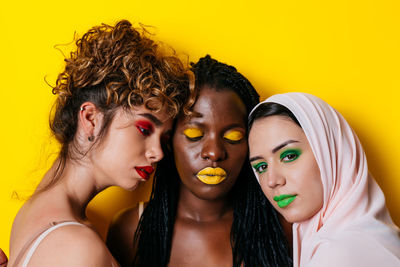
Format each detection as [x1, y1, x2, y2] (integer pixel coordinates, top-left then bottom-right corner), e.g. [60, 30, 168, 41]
[136, 120, 154, 136]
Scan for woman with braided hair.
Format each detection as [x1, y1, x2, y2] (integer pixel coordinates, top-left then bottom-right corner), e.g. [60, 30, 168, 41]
[107, 55, 292, 267]
[8, 20, 194, 267]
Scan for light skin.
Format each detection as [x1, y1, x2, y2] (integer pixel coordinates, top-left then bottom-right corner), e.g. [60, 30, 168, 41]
[107, 86, 249, 266]
[249, 115, 323, 223]
[88, 105, 172, 191]
[8, 102, 172, 267]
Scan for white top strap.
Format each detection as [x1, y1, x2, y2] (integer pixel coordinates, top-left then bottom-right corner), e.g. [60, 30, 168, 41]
[138, 202, 144, 218]
[21, 221, 84, 267]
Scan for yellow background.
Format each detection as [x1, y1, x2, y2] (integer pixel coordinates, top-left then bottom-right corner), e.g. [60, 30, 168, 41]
[1, 0, 399, 256]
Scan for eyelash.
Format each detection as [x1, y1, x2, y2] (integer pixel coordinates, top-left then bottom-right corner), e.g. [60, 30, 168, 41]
[186, 136, 202, 141]
[183, 129, 244, 144]
[223, 138, 242, 144]
[280, 149, 302, 162]
[253, 162, 268, 174]
[136, 121, 153, 136]
[252, 149, 302, 174]
[185, 135, 244, 144]
[223, 131, 244, 144]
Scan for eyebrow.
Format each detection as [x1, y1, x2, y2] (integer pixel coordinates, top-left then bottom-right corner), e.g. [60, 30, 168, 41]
[249, 156, 264, 162]
[184, 121, 204, 128]
[225, 123, 246, 129]
[138, 113, 163, 126]
[272, 140, 299, 153]
[249, 139, 299, 162]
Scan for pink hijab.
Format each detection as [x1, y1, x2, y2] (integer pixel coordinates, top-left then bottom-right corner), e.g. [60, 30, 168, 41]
[250, 93, 400, 267]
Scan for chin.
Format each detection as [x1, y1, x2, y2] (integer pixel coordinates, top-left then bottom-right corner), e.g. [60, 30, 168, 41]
[282, 215, 298, 224]
[121, 180, 141, 191]
[195, 187, 231, 201]
[283, 211, 317, 224]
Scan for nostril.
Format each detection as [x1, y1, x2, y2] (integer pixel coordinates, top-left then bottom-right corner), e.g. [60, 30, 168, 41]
[198, 134, 228, 162]
[202, 155, 210, 160]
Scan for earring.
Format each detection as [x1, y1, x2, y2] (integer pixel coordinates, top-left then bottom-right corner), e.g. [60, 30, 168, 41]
[80, 107, 84, 111]
[88, 135, 94, 142]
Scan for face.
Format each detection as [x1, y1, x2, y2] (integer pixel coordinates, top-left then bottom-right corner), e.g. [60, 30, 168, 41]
[173, 86, 248, 200]
[249, 115, 323, 223]
[91, 106, 173, 191]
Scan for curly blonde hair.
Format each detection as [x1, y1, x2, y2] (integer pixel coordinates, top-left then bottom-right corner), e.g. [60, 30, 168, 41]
[44, 20, 195, 191]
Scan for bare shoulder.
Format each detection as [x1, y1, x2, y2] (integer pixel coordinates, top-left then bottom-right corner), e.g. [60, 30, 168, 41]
[107, 202, 146, 266]
[28, 223, 115, 267]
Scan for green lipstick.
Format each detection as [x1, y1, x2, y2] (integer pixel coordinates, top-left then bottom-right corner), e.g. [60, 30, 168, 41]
[273, 194, 297, 208]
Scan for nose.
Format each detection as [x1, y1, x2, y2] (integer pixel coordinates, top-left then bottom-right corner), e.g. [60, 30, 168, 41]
[145, 136, 164, 163]
[201, 135, 227, 162]
[264, 164, 285, 189]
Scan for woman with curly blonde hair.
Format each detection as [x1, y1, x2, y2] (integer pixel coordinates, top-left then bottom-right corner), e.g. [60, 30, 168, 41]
[8, 20, 194, 267]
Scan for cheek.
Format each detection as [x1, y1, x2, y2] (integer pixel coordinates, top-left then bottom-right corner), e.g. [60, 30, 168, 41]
[306, 159, 323, 196]
[300, 159, 324, 219]
[174, 148, 192, 168]
[173, 140, 198, 173]
[120, 132, 145, 156]
[311, 172, 324, 211]
[293, 154, 321, 187]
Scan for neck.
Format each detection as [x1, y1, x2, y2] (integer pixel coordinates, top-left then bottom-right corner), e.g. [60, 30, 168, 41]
[37, 157, 106, 220]
[177, 182, 233, 222]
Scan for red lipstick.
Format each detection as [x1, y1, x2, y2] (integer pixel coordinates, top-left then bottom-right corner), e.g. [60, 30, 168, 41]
[135, 166, 154, 180]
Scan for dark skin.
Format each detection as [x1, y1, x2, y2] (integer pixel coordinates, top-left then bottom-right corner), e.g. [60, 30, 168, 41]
[107, 86, 249, 266]
[0, 248, 7, 267]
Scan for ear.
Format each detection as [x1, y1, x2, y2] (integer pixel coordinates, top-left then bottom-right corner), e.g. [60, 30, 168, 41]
[78, 102, 102, 140]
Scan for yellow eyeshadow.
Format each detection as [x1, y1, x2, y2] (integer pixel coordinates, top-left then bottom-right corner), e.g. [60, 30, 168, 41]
[183, 128, 203, 138]
[223, 130, 244, 141]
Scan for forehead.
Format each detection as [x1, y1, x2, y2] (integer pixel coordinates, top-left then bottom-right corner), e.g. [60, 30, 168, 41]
[249, 116, 307, 151]
[185, 87, 247, 123]
[132, 104, 171, 121]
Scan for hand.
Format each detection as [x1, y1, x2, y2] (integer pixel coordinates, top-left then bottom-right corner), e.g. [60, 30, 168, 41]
[0, 248, 8, 267]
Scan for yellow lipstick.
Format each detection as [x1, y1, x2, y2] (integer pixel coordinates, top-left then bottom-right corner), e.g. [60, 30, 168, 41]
[196, 167, 227, 185]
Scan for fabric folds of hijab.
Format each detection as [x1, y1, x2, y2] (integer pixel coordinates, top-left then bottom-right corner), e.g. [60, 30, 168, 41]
[250, 93, 400, 267]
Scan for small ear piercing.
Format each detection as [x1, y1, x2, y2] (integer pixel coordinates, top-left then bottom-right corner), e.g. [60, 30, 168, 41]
[81, 107, 93, 141]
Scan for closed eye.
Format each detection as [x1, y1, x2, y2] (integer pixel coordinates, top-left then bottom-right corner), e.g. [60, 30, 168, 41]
[183, 128, 203, 141]
[223, 130, 244, 144]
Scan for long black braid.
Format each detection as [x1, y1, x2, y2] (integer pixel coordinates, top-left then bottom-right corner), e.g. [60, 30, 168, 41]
[133, 55, 292, 267]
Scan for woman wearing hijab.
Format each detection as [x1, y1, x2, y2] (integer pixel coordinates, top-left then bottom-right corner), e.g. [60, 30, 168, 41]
[248, 92, 400, 267]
